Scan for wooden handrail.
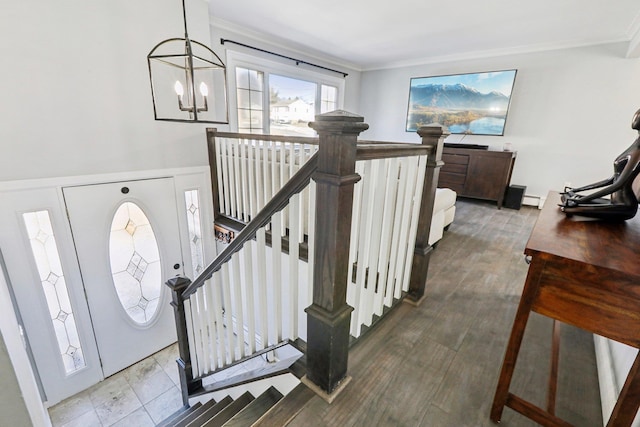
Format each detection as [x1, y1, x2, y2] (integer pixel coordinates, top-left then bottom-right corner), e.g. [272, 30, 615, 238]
[207, 129, 430, 160]
[356, 144, 429, 160]
[182, 152, 319, 299]
[208, 129, 319, 145]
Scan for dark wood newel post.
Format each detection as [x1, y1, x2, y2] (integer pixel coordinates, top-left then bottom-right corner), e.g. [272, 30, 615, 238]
[302, 110, 369, 402]
[166, 276, 202, 407]
[405, 124, 450, 306]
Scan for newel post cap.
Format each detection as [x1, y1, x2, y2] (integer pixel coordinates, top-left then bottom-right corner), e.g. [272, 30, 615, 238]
[309, 110, 369, 134]
[166, 275, 192, 291]
[417, 124, 451, 138]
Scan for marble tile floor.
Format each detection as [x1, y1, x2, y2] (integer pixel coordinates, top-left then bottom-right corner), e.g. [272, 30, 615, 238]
[48, 343, 183, 427]
[48, 343, 271, 427]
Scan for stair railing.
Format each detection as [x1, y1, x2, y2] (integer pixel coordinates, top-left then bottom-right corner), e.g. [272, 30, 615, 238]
[167, 111, 448, 405]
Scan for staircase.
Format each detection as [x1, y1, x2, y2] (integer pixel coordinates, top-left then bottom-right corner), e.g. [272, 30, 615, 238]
[162, 112, 448, 424]
[159, 386, 283, 427]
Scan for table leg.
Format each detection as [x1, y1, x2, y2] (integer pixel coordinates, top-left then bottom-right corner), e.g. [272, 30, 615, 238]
[607, 352, 640, 426]
[547, 320, 561, 414]
[490, 259, 545, 423]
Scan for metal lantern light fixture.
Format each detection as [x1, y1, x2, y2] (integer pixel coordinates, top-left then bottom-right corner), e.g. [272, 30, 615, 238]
[147, 0, 229, 124]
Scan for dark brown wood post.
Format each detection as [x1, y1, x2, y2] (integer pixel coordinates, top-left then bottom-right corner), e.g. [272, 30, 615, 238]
[206, 128, 221, 220]
[302, 110, 369, 402]
[405, 124, 449, 305]
[166, 276, 202, 407]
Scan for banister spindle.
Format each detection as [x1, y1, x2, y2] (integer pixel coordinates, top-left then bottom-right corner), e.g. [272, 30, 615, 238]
[303, 111, 368, 402]
[166, 276, 202, 406]
[406, 125, 449, 305]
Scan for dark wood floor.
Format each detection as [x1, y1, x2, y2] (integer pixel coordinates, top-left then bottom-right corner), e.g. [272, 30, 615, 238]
[288, 199, 603, 426]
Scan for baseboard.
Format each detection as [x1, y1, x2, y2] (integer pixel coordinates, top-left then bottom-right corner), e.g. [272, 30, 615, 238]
[594, 334, 618, 425]
[522, 195, 547, 209]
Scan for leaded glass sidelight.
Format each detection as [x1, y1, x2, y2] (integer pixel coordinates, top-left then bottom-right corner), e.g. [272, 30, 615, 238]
[109, 202, 162, 325]
[23, 211, 86, 374]
[184, 190, 204, 276]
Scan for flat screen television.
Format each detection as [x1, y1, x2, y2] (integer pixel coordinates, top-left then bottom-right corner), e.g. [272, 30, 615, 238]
[406, 69, 517, 136]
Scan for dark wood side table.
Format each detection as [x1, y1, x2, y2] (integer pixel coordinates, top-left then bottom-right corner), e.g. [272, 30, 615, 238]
[491, 191, 640, 426]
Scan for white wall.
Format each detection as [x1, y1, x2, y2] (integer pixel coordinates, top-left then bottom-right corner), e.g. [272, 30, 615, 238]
[358, 43, 640, 199]
[0, 0, 215, 183]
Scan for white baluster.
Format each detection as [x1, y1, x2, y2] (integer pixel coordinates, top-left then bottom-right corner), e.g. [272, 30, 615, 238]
[288, 192, 300, 339]
[271, 214, 283, 342]
[232, 139, 243, 220]
[347, 161, 365, 337]
[214, 137, 226, 215]
[366, 159, 387, 319]
[256, 228, 269, 349]
[379, 158, 400, 309]
[402, 155, 428, 292]
[204, 278, 220, 370]
[240, 139, 249, 222]
[387, 158, 409, 302]
[240, 244, 256, 354]
[220, 139, 232, 216]
[231, 252, 245, 359]
[211, 272, 226, 368]
[193, 289, 209, 375]
[184, 297, 199, 377]
[393, 157, 419, 299]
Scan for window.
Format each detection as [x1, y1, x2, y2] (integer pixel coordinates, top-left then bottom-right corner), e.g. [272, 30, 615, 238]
[23, 210, 86, 374]
[321, 85, 338, 113]
[228, 51, 344, 136]
[236, 67, 265, 134]
[269, 74, 316, 137]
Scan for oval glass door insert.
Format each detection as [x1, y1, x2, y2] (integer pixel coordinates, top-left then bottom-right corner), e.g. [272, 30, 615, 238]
[109, 202, 162, 325]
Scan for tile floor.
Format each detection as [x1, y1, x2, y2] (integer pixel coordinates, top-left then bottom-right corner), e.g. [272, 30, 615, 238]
[48, 343, 183, 427]
[48, 343, 276, 427]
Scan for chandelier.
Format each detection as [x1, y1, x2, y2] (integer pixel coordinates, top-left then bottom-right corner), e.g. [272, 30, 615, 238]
[147, 0, 229, 124]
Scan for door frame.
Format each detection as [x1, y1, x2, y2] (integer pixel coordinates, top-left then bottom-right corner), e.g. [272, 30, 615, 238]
[0, 166, 214, 407]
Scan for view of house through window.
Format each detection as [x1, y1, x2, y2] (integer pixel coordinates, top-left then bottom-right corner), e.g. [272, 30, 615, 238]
[234, 65, 339, 136]
[270, 74, 316, 136]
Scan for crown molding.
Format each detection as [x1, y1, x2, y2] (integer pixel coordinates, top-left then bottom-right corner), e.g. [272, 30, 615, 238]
[626, 10, 640, 58]
[362, 37, 631, 72]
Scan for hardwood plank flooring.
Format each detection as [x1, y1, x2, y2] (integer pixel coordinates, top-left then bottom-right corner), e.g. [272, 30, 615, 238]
[287, 199, 603, 427]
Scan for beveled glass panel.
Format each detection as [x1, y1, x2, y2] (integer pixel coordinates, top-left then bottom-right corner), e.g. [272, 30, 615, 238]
[184, 190, 205, 276]
[109, 202, 162, 325]
[23, 211, 86, 374]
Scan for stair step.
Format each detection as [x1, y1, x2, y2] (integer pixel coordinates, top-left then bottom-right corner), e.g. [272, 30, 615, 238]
[156, 402, 202, 427]
[252, 383, 316, 427]
[184, 396, 233, 427]
[223, 386, 284, 426]
[173, 399, 217, 427]
[201, 392, 255, 427]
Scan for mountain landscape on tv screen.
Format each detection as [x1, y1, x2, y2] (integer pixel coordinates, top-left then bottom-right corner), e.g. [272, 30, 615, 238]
[411, 83, 509, 109]
[407, 83, 511, 135]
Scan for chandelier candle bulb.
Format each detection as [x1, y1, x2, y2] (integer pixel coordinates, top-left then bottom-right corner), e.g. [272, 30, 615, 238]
[174, 81, 184, 97]
[199, 82, 208, 97]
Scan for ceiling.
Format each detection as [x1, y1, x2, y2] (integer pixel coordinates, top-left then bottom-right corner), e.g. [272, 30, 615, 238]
[209, 0, 640, 70]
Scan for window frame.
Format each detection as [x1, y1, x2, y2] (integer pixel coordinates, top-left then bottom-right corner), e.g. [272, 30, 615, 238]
[226, 50, 345, 134]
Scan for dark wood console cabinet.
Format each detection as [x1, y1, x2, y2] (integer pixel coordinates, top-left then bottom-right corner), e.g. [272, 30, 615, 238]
[440, 146, 516, 208]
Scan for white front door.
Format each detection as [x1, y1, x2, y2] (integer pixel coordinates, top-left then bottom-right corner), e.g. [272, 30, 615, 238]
[63, 178, 182, 376]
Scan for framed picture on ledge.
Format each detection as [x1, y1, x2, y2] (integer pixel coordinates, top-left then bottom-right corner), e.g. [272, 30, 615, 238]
[406, 69, 517, 136]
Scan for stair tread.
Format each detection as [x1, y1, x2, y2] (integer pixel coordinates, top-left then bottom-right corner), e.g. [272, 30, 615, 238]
[201, 392, 255, 427]
[184, 396, 233, 427]
[156, 402, 202, 427]
[252, 383, 316, 427]
[173, 399, 217, 427]
[222, 386, 284, 427]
